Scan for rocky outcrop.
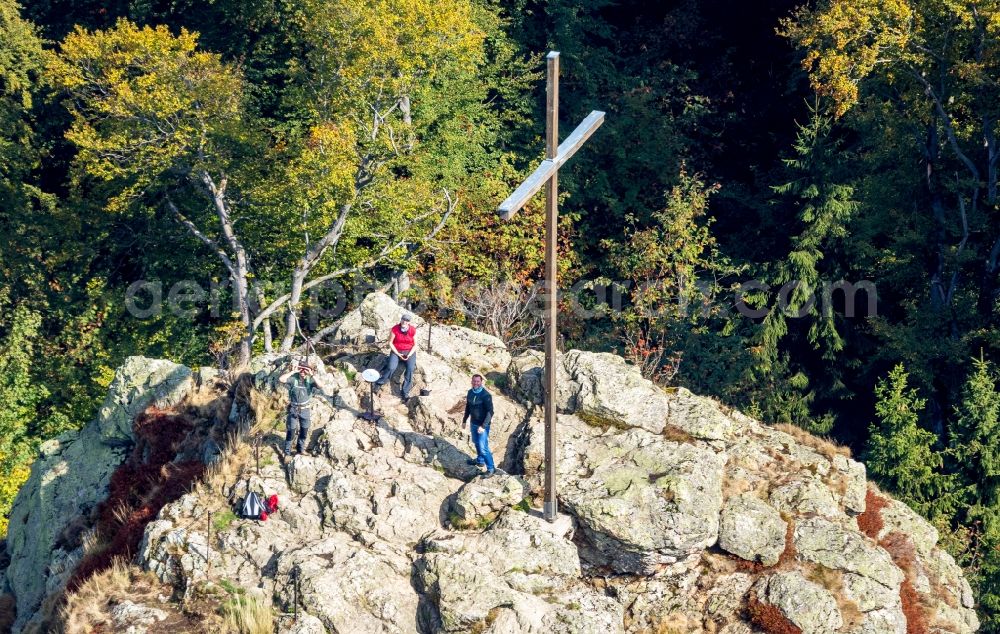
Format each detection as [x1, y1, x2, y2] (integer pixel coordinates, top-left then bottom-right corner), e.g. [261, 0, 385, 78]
[2, 357, 194, 632]
[0, 292, 982, 633]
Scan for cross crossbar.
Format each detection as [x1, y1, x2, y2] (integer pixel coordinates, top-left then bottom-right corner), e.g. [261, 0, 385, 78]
[497, 110, 605, 220]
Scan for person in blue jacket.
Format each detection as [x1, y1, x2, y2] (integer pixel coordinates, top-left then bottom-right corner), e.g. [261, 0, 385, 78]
[463, 374, 495, 478]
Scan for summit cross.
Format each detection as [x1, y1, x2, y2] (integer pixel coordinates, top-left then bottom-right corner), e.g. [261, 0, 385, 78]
[497, 51, 605, 522]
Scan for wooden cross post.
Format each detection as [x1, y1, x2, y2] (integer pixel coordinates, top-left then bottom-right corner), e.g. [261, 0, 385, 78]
[498, 52, 604, 522]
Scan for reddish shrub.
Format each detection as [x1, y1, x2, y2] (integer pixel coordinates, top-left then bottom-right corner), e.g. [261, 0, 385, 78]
[67, 409, 204, 592]
[879, 531, 916, 574]
[899, 579, 928, 634]
[747, 595, 803, 634]
[777, 519, 797, 566]
[878, 531, 928, 634]
[856, 489, 889, 539]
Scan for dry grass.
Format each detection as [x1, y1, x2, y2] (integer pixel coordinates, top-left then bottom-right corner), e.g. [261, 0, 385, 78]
[772, 424, 852, 460]
[857, 489, 889, 539]
[647, 611, 697, 634]
[721, 473, 755, 500]
[183, 379, 233, 427]
[247, 386, 285, 433]
[469, 606, 503, 634]
[198, 432, 252, 501]
[61, 557, 132, 633]
[662, 424, 697, 444]
[220, 594, 275, 634]
[827, 472, 851, 502]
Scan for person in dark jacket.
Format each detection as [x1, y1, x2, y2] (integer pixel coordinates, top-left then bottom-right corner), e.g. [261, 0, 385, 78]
[463, 373, 495, 477]
[278, 359, 328, 455]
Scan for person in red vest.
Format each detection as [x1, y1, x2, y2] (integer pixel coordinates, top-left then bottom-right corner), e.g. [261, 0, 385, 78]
[375, 312, 418, 403]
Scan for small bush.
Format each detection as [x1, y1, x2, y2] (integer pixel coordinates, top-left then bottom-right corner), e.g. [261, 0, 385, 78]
[899, 579, 928, 634]
[777, 517, 797, 566]
[67, 409, 205, 593]
[213, 510, 238, 532]
[879, 531, 928, 634]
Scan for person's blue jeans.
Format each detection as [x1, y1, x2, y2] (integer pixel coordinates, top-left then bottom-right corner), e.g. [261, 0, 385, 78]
[471, 422, 494, 472]
[376, 351, 416, 398]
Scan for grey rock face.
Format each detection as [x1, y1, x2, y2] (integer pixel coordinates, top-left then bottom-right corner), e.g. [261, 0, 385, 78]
[3, 292, 982, 634]
[4, 357, 193, 633]
[794, 517, 905, 591]
[718, 495, 787, 566]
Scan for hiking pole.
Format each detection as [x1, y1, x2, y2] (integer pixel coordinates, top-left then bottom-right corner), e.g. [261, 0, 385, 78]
[293, 566, 299, 622]
[207, 511, 212, 576]
[254, 434, 261, 475]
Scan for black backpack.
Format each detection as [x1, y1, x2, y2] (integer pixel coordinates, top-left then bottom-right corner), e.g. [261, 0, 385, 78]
[240, 490, 265, 518]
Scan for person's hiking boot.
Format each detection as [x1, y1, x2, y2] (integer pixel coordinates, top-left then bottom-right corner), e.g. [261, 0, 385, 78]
[283, 443, 292, 455]
[481, 470, 495, 479]
[465, 459, 479, 466]
[400, 395, 409, 405]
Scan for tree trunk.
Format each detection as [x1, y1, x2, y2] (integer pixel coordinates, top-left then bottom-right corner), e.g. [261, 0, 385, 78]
[199, 171, 254, 366]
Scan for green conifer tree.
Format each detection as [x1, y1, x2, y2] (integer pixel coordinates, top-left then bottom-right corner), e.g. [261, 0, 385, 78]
[751, 104, 858, 434]
[948, 354, 1000, 627]
[867, 364, 951, 516]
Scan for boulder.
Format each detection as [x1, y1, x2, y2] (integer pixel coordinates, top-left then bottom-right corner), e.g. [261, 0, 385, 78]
[276, 536, 421, 634]
[832, 454, 868, 514]
[417, 509, 622, 633]
[451, 475, 528, 527]
[334, 292, 426, 347]
[876, 498, 939, 556]
[110, 600, 168, 633]
[718, 495, 787, 566]
[768, 475, 842, 519]
[524, 415, 725, 574]
[752, 571, 843, 634]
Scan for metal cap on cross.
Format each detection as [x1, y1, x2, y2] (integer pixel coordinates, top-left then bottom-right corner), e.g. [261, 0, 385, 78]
[497, 51, 605, 522]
